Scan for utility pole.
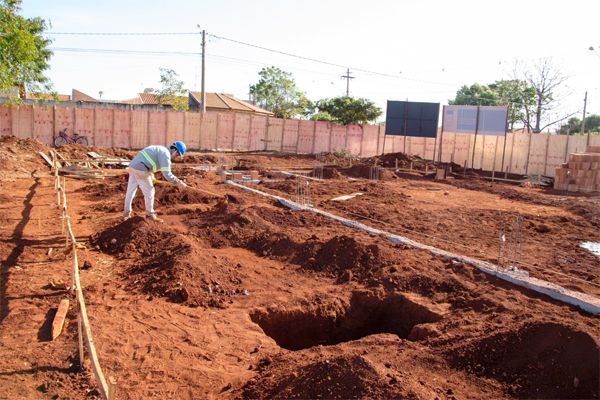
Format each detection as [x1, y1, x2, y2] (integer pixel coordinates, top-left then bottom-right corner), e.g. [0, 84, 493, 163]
[341, 68, 354, 97]
[581, 91, 588, 142]
[201, 29, 206, 114]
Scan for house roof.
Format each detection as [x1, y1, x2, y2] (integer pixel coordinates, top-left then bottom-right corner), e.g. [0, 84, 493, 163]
[120, 92, 187, 106]
[71, 89, 96, 102]
[189, 92, 273, 116]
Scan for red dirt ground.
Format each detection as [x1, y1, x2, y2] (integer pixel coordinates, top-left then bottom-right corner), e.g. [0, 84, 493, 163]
[0, 137, 598, 400]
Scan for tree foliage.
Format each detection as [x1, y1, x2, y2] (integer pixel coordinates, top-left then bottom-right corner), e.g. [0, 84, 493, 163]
[0, 0, 53, 100]
[449, 83, 499, 106]
[250, 66, 310, 119]
[489, 79, 536, 130]
[311, 96, 382, 125]
[155, 68, 188, 111]
[559, 114, 600, 134]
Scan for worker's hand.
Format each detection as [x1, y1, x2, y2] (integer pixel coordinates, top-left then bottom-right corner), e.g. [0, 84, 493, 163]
[176, 180, 187, 190]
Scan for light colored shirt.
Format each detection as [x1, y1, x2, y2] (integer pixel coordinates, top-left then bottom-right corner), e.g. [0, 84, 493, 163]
[130, 145, 181, 184]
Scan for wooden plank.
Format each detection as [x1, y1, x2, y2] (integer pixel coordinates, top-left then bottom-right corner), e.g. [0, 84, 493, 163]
[38, 151, 53, 167]
[51, 299, 70, 340]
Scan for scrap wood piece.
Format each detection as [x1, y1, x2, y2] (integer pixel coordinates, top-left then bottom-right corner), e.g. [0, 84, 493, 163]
[59, 165, 105, 179]
[38, 151, 54, 168]
[51, 299, 70, 340]
[55, 151, 72, 166]
[87, 151, 103, 159]
[330, 192, 364, 201]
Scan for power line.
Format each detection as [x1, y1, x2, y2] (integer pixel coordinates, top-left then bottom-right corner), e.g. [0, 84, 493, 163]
[207, 33, 454, 86]
[48, 31, 200, 36]
[46, 29, 458, 86]
[50, 47, 201, 56]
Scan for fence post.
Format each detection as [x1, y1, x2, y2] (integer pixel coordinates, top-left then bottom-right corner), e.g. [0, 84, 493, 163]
[543, 133, 551, 176]
[524, 131, 533, 175]
[92, 108, 97, 147]
[231, 113, 237, 150]
[358, 125, 364, 157]
[280, 119, 285, 152]
[144, 111, 150, 148]
[111, 108, 116, 148]
[311, 121, 317, 154]
[128, 109, 133, 149]
[164, 111, 168, 146]
[295, 120, 300, 154]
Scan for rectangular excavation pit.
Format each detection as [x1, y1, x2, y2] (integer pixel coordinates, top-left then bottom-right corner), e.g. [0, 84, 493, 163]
[250, 291, 445, 351]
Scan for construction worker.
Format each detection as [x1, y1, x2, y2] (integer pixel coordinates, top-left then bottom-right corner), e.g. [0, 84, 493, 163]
[123, 141, 188, 222]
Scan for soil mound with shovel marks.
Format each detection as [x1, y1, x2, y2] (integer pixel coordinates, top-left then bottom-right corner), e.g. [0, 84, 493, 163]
[239, 355, 398, 400]
[0, 136, 50, 180]
[318, 164, 397, 180]
[189, 205, 394, 281]
[91, 217, 244, 307]
[445, 321, 600, 399]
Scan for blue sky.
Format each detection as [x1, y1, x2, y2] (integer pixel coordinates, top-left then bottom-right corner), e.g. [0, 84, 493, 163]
[21, 0, 600, 126]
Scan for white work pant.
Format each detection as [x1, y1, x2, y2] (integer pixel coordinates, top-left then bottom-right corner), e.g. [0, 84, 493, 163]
[124, 167, 155, 215]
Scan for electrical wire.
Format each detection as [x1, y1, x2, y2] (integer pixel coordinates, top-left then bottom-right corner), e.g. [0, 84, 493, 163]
[49, 47, 201, 57]
[47, 30, 454, 86]
[48, 31, 200, 36]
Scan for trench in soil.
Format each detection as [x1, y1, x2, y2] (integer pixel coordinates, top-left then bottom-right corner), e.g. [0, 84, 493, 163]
[250, 291, 442, 351]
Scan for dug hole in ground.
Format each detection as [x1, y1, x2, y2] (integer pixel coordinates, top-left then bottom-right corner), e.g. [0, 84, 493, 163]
[0, 136, 599, 399]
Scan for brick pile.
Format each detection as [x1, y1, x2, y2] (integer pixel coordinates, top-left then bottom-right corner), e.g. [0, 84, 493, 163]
[554, 146, 600, 192]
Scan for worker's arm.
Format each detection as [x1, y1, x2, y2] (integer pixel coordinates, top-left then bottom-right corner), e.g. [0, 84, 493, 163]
[157, 150, 187, 188]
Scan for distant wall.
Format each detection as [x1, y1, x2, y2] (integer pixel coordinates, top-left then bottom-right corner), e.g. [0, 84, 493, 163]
[2, 104, 599, 178]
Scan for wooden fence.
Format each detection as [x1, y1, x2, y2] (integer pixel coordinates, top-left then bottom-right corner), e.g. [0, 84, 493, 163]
[2, 104, 599, 177]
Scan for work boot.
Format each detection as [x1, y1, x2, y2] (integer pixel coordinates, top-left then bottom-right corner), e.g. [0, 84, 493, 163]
[123, 211, 132, 221]
[146, 213, 163, 223]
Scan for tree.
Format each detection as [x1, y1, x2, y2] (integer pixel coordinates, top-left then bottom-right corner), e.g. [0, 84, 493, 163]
[311, 96, 382, 125]
[559, 114, 600, 134]
[449, 83, 499, 106]
[250, 66, 310, 118]
[584, 114, 600, 133]
[155, 68, 188, 111]
[0, 0, 53, 101]
[517, 58, 569, 133]
[489, 79, 536, 130]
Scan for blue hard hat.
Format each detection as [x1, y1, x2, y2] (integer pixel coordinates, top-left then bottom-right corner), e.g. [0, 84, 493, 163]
[171, 141, 187, 156]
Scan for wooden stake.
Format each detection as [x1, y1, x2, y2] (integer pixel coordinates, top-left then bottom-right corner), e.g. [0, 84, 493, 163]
[51, 299, 70, 340]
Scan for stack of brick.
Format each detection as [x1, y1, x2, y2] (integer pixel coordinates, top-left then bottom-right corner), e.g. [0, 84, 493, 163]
[554, 146, 600, 192]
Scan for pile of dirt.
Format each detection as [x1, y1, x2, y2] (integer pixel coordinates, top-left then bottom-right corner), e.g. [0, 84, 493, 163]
[239, 355, 401, 400]
[91, 217, 244, 307]
[0, 135, 50, 180]
[319, 166, 344, 179]
[0, 135, 49, 153]
[313, 151, 359, 165]
[362, 152, 434, 170]
[299, 235, 387, 280]
[189, 205, 392, 282]
[341, 164, 397, 180]
[444, 321, 600, 399]
[173, 153, 218, 164]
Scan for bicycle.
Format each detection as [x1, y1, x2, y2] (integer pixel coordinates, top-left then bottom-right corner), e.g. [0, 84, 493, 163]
[54, 128, 89, 147]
